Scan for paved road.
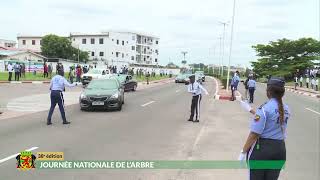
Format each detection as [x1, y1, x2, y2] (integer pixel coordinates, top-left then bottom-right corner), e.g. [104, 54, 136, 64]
[1, 78, 319, 180]
[238, 82, 320, 180]
[1, 78, 245, 180]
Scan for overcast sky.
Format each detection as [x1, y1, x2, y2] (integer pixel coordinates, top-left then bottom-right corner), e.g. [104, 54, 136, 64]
[1, 0, 319, 67]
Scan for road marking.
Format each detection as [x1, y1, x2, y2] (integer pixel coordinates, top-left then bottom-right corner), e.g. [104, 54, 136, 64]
[141, 101, 155, 107]
[0, 147, 39, 164]
[175, 89, 180, 93]
[306, 108, 320, 115]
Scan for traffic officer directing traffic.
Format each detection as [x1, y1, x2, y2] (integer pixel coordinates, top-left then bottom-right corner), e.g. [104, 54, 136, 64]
[239, 77, 290, 180]
[47, 69, 76, 125]
[187, 75, 208, 123]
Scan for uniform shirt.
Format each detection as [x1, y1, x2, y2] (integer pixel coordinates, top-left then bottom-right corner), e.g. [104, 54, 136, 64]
[231, 74, 240, 86]
[187, 82, 208, 96]
[306, 78, 310, 83]
[50, 75, 75, 91]
[247, 79, 256, 88]
[299, 77, 303, 82]
[250, 98, 290, 140]
[14, 64, 20, 72]
[7, 64, 13, 72]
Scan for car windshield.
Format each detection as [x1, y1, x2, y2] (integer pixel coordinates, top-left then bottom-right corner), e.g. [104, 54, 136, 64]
[177, 74, 185, 78]
[88, 69, 103, 74]
[87, 80, 118, 90]
[113, 75, 127, 83]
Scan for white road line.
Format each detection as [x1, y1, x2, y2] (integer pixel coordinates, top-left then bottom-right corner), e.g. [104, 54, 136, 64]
[305, 108, 320, 115]
[141, 101, 155, 107]
[175, 89, 180, 93]
[0, 147, 39, 164]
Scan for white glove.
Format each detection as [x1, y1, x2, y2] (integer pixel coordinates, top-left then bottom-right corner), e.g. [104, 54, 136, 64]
[238, 151, 246, 161]
[240, 100, 252, 112]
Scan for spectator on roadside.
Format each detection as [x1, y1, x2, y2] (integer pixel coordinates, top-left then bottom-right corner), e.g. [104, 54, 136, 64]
[311, 77, 316, 90]
[69, 67, 75, 84]
[243, 76, 249, 100]
[33, 67, 37, 76]
[21, 63, 26, 78]
[48, 63, 53, 78]
[146, 71, 150, 85]
[7, 62, 13, 81]
[316, 78, 319, 91]
[19, 63, 23, 78]
[43, 62, 48, 78]
[294, 75, 299, 90]
[76, 65, 82, 82]
[14, 63, 21, 81]
[306, 76, 310, 88]
[299, 76, 303, 87]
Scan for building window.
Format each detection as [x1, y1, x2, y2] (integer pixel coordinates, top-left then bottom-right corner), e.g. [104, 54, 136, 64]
[155, 58, 158, 62]
[117, 40, 119, 45]
[132, 46, 135, 50]
[99, 38, 104, 44]
[73, 38, 75, 41]
[131, 56, 134, 60]
[112, 52, 113, 55]
[32, 40, 36, 45]
[132, 36, 135, 40]
[22, 40, 26, 45]
[156, 40, 158, 44]
[112, 39, 114, 41]
[126, 41, 128, 44]
[82, 39, 86, 44]
[99, 52, 104, 56]
[144, 39, 147, 43]
[40, 40, 42, 45]
[91, 38, 95, 44]
[155, 49, 158, 54]
[116, 52, 119, 57]
[91, 52, 95, 56]
[144, 57, 146, 61]
[122, 53, 124, 58]
[122, 41, 124, 46]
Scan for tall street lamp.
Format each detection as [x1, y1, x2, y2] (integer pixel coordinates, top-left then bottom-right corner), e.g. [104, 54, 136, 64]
[226, 0, 237, 92]
[219, 21, 228, 77]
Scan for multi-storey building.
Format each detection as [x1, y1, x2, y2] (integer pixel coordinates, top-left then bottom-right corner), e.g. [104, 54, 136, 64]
[17, 35, 43, 53]
[0, 39, 16, 48]
[17, 31, 160, 67]
[70, 31, 159, 67]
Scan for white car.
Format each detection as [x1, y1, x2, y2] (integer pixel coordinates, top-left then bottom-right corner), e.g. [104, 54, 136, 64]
[81, 68, 112, 85]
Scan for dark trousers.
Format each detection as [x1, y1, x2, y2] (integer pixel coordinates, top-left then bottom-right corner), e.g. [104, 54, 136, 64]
[70, 76, 74, 84]
[248, 138, 286, 180]
[43, 72, 48, 78]
[190, 95, 202, 120]
[8, 72, 12, 81]
[306, 83, 309, 88]
[249, 87, 255, 103]
[14, 72, 20, 81]
[47, 90, 67, 123]
[231, 85, 236, 101]
[299, 82, 302, 87]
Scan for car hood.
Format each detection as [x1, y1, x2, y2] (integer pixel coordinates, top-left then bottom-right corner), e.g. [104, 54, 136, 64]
[83, 88, 118, 96]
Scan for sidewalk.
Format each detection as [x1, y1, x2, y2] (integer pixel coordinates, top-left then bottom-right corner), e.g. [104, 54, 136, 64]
[285, 86, 320, 98]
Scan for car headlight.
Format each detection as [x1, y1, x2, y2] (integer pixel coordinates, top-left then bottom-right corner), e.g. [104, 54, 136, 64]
[80, 93, 87, 99]
[111, 92, 119, 99]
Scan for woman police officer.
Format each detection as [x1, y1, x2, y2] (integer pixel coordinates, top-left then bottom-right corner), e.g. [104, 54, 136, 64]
[239, 77, 290, 180]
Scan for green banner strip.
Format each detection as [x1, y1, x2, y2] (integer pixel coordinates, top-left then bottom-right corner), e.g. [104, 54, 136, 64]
[36, 160, 285, 170]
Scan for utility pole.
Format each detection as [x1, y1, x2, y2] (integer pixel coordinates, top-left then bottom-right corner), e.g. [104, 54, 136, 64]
[218, 36, 222, 76]
[226, 0, 236, 92]
[78, 45, 80, 64]
[219, 21, 228, 77]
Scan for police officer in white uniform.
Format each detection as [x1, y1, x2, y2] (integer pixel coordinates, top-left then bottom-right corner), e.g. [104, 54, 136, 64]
[239, 77, 290, 180]
[187, 75, 208, 122]
[47, 70, 75, 125]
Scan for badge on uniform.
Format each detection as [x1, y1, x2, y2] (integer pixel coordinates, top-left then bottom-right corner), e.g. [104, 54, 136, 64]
[254, 115, 260, 122]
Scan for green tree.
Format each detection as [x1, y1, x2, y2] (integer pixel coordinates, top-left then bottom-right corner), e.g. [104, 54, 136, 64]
[251, 38, 320, 79]
[41, 34, 89, 62]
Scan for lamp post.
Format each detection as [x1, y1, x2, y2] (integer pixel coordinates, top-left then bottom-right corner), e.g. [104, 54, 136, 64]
[218, 36, 222, 76]
[226, 0, 237, 92]
[219, 21, 228, 77]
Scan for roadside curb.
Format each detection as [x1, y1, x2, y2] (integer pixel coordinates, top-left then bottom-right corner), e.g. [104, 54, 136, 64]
[285, 87, 320, 98]
[0, 81, 51, 84]
[208, 76, 241, 101]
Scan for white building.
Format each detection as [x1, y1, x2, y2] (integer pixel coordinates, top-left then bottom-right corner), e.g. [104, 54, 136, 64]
[17, 35, 43, 53]
[0, 39, 16, 48]
[70, 31, 159, 67]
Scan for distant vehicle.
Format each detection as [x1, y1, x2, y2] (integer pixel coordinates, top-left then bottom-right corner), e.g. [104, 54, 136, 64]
[79, 79, 125, 111]
[184, 74, 202, 85]
[175, 74, 188, 83]
[81, 68, 112, 85]
[111, 74, 138, 91]
[195, 71, 205, 82]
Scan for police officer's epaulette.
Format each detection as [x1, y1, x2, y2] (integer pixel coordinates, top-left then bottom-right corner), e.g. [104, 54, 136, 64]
[258, 102, 268, 109]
